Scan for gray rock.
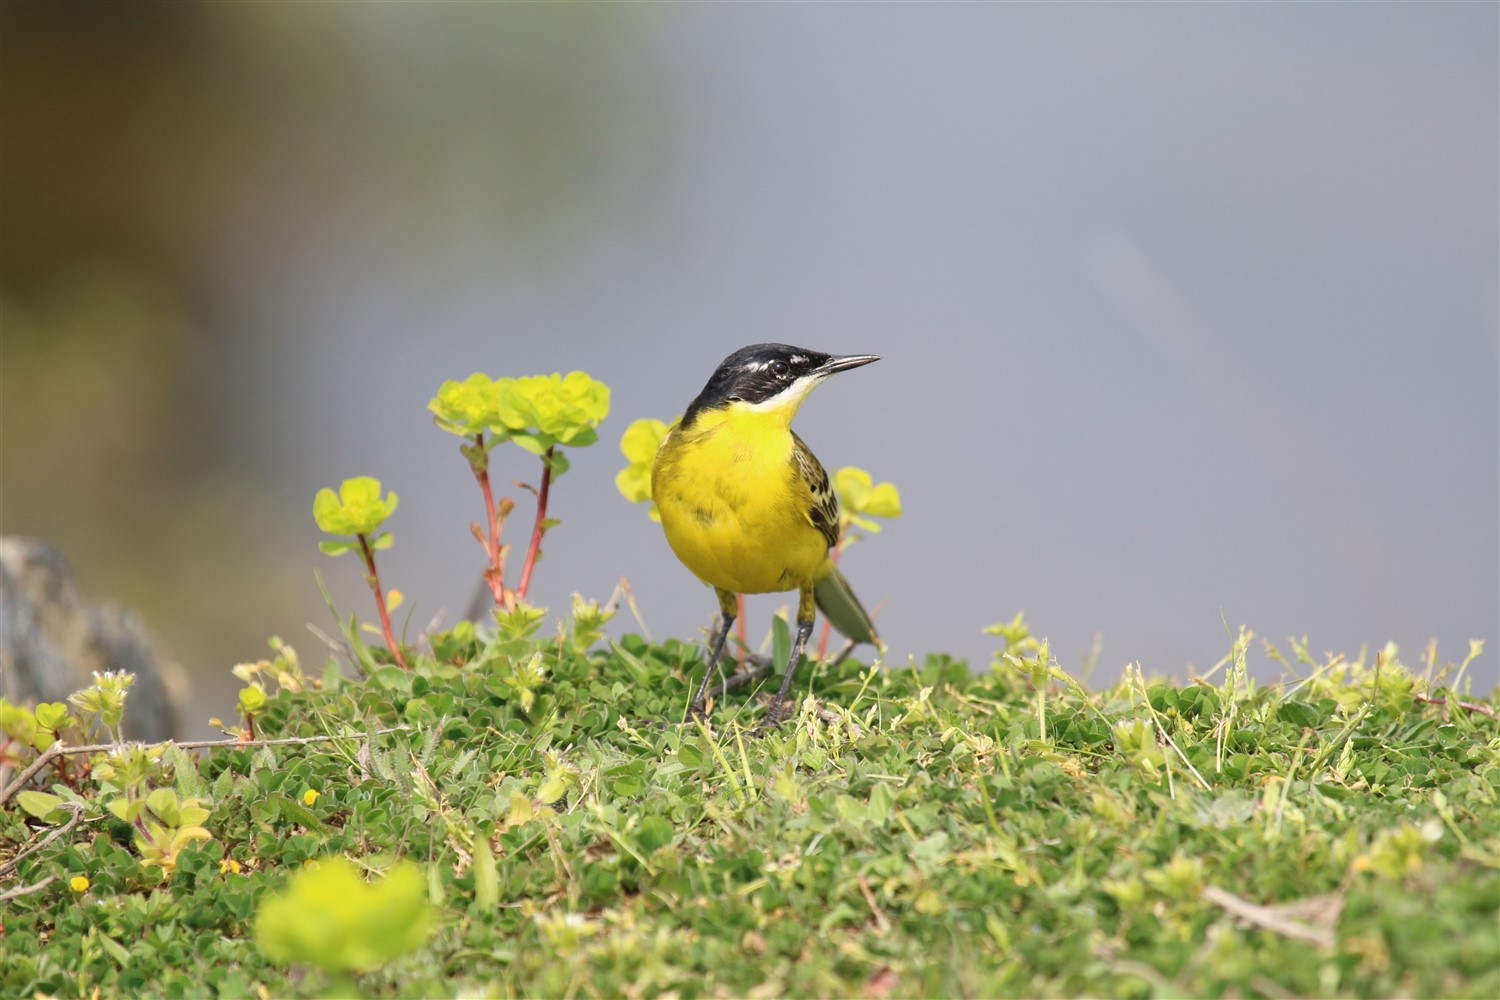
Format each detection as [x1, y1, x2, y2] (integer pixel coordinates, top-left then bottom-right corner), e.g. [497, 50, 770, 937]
[0, 537, 182, 741]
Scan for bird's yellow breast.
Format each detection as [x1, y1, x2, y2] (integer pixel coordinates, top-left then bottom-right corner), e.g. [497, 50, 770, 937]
[651, 403, 832, 595]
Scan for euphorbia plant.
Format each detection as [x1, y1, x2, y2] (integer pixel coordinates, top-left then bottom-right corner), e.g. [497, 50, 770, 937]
[313, 476, 408, 670]
[430, 370, 609, 611]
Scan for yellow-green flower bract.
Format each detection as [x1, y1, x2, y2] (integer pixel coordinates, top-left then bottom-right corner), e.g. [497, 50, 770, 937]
[312, 477, 398, 538]
[615, 416, 675, 522]
[254, 857, 431, 973]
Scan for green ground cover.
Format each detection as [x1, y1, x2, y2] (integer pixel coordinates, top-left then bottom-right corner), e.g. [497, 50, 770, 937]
[2, 616, 1496, 998]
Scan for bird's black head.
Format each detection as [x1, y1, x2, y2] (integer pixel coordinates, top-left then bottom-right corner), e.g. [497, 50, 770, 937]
[681, 343, 880, 427]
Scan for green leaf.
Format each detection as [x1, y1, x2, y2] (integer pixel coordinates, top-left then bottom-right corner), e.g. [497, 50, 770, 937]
[273, 794, 324, 831]
[318, 539, 357, 556]
[371, 665, 413, 694]
[34, 702, 69, 731]
[771, 615, 793, 677]
[1278, 701, 1321, 730]
[97, 932, 133, 967]
[0, 702, 38, 746]
[179, 803, 213, 827]
[537, 776, 569, 804]
[634, 815, 675, 853]
[563, 426, 598, 448]
[508, 431, 554, 458]
[147, 787, 182, 826]
[17, 790, 65, 821]
[868, 782, 896, 824]
[473, 838, 499, 910]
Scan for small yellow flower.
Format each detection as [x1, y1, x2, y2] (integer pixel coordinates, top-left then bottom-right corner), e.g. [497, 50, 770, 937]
[303, 788, 321, 807]
[69, 875, 90, 893]
[220, 858, 242, 875]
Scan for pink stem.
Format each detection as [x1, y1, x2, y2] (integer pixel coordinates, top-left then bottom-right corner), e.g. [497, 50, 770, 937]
[472, 434, 509, 608]
[358, 533, 410, 670]
[514, 447, 555, 602]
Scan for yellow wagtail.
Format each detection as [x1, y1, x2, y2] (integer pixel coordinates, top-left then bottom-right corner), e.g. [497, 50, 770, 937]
[652, 343, 881, 728]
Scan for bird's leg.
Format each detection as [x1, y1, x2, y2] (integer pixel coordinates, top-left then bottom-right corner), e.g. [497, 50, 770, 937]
[756, 617, 814, 730]
[687, 589, 739, 720]
[754, 586, 817, 732]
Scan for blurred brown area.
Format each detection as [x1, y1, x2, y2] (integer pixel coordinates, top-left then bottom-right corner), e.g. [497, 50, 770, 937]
[1, 1, 647, 731]
[1, 3, 203, 284]
[1, 2, 289, 730]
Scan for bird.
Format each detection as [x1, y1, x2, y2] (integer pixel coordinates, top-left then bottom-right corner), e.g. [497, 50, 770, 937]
[651, 342, 882, 729]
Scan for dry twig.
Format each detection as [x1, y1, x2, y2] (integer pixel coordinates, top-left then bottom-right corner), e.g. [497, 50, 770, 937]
[0, 803, 89, 880]
[0, 727, 410, 808]
[1202, 885, 1343, 949]
[1413, 693, 1496, 719]
[0, 874, 58, 902]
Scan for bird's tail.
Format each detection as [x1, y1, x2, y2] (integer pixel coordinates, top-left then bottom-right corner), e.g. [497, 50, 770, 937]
[814, 565, 881, 647]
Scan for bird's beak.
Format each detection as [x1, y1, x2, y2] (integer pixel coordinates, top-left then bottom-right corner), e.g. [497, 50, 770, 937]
[815, 354, 881, 377]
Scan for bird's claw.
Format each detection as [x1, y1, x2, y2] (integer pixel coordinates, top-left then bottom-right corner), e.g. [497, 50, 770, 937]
[745, 705, 786, 738]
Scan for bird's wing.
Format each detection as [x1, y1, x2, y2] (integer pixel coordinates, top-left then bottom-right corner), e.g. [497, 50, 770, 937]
[792, 432, 840, 549]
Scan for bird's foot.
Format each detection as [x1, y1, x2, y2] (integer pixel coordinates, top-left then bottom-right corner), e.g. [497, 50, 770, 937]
[632, 704, 710, 731]
[745, 702, 787, 738]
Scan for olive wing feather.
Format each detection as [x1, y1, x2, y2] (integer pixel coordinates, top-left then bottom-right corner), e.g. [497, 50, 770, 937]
[792, 433, 840, 549]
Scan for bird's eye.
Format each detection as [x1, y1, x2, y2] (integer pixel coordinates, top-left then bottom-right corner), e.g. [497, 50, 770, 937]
[771, 360, 790, 378]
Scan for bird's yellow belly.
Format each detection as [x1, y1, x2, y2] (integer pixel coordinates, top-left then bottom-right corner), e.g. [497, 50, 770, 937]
[653, 422, 830, 595]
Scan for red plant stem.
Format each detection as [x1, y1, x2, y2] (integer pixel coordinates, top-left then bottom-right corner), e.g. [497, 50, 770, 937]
[2, 734, 72, 787]
[816, 527, 848, 659]
[357, 533, 410, 670]
[472, 434, 507, 607]
[515, 447, 555, 603]
[1414, 693, 1497, 718]
[48, 753, 75, 787]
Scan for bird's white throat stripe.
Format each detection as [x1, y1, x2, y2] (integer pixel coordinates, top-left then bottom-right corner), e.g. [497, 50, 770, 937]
[743, 373, 821, 412]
